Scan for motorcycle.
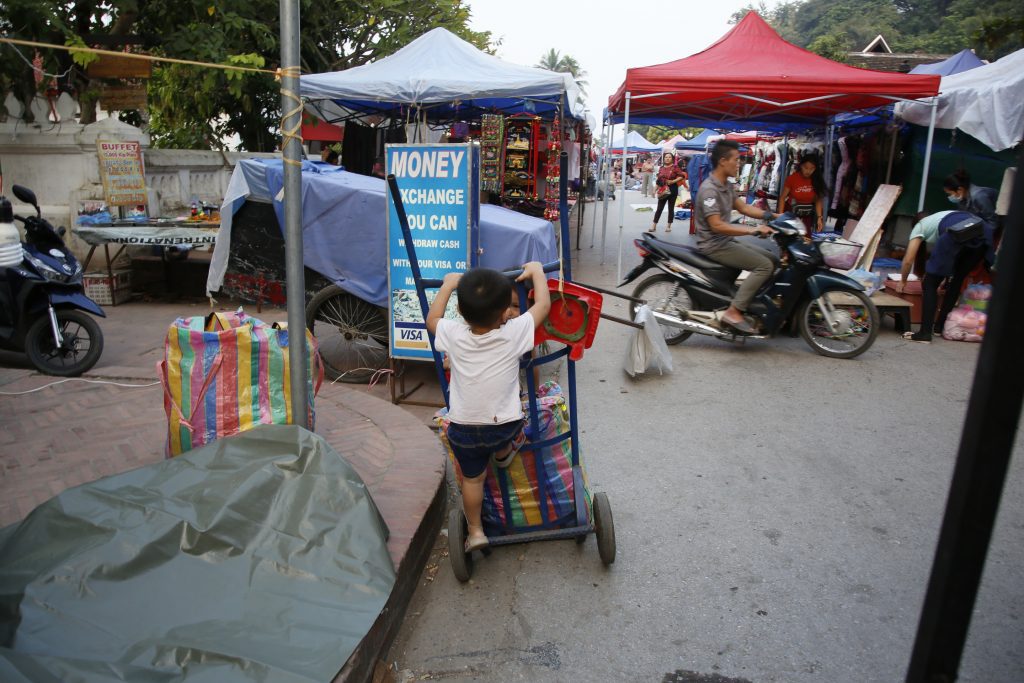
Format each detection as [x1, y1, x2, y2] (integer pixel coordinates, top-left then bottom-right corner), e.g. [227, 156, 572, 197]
[0, 185, 106, 375]
[620, 213, 879, 359]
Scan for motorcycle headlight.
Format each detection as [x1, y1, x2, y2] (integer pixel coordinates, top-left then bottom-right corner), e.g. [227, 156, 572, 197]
[24, 253, 69, 282]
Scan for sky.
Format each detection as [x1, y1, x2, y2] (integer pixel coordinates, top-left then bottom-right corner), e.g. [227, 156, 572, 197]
[467, 0, 780, 125]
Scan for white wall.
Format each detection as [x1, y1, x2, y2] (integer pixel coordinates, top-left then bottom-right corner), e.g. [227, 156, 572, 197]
[0, 115, 274, 259]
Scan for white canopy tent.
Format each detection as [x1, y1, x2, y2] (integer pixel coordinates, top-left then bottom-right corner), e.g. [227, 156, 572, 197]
[300, 28, 584, 125]
[607, 130, 662, 154]
[897, 48, 1024, 153]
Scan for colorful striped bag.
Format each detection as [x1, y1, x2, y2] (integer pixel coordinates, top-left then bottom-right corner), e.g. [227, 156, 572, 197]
[438, 382, 590, 536]
[159, 311, 323, 457]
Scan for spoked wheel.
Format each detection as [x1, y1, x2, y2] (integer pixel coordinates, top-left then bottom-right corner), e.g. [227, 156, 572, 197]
[448, 507, 474, 582]
[797, 289, 879, 359]
[24, 310, 103, 377]
[593, 492, 616, 565]
[630, 274, 695, 345]
[305, 286, 389, 383]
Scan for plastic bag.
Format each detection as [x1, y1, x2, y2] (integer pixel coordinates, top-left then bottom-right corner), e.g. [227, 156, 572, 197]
[942, 305, 986, 342]
[960, 283, 993, 312]
[623, 304, 674, 377]
[847, 268, 881, 296]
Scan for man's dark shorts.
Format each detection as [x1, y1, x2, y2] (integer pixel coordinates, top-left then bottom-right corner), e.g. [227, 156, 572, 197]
[447, 419, 526, 478]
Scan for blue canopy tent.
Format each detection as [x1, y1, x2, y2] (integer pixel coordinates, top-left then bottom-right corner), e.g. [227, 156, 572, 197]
[909, 49, 985, 76]
[835, 49, 986, 128]
[673, 128, 721, 151]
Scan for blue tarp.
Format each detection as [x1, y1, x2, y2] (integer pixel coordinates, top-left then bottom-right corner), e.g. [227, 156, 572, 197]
[208, 159, 558, 303]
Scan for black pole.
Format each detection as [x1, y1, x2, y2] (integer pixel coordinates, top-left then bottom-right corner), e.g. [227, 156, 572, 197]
[386, 174, 450, 407]
[905, 150, 1024, 681]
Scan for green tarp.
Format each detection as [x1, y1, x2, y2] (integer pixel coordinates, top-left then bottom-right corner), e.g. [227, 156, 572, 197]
[0, 425, 395, 682]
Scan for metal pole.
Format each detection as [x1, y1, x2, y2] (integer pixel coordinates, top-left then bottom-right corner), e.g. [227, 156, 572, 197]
[601, 122, 613, 263]
[885, 124, 898, 184]
[589, 117, 604, 248]
[918, 98, 939, 212]
[559, 150, 571, 280]
[279, 0, 308, 426]
[905, 147, 1024, 682]
[823, 124, 834, 222]
[617, 94, 630, 282]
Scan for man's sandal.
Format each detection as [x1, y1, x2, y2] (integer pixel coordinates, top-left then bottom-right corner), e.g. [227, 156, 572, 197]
[902, 331, 932, 344]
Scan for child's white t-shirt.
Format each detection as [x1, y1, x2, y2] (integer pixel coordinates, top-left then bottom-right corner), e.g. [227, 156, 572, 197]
[434, 315, 535, 425]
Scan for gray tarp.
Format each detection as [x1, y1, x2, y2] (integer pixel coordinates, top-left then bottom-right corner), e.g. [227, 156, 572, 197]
[0, 425, 395, 683]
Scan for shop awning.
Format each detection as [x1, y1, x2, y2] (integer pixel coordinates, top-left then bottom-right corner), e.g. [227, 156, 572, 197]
[607, 12, 940, 129]
[300, 27, 584, 123]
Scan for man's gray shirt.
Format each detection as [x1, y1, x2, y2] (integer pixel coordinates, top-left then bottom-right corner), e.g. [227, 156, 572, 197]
[695, 174, 736, 253]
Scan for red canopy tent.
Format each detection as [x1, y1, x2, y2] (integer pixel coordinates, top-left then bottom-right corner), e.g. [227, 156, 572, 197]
[599, 13, 942, 277]
[607, 12, 940, 128]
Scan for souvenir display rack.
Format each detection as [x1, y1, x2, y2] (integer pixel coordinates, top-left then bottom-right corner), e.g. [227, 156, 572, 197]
[503, 116, 542, 201]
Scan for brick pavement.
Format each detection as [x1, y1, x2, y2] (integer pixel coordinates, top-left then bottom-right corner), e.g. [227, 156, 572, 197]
[0, 300, 448, 679]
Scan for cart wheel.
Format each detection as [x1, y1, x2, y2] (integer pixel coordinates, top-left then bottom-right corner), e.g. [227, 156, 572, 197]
[448, 507, 474, 582]
[306, 286, 389, 383]
[593, 492, 616, 565]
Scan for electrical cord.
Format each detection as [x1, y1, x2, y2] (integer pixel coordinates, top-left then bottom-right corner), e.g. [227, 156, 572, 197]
[0, 377, 160, 396]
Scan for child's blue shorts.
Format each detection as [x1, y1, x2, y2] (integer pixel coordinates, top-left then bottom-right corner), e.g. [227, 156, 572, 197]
[447, 419, 526, 478]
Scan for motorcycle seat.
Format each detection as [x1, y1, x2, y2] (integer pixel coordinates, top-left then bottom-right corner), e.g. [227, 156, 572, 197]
[646, 236, 742, 281]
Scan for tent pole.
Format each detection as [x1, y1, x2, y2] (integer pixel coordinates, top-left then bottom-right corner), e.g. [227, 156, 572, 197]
[823, 123, 834, 226]
[885, 125, 898, 184]
[617, 94, 631, 282]
[918, 98, 938, 212]
[598, 121, 606, 264]
[279, 0, 308, 426]
[591, 116, 606, 248]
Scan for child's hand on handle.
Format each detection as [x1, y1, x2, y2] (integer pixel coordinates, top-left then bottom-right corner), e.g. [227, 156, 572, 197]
[426, 271, 462, 335]
[442, 272, 462, 288]
[517, 261, 551, 327]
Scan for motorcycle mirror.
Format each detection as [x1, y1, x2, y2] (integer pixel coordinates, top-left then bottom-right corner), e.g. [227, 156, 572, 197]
[58, 226, 67, 237]
[11, 185, 39, 215]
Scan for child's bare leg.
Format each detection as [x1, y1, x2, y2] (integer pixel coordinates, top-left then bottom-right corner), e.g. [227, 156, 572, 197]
[462, 472, 488, 543]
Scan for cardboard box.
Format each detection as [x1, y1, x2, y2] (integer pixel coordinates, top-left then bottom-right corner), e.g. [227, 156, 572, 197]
[84, 269, 132, 306]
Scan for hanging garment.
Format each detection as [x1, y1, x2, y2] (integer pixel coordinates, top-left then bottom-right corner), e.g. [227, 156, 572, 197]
[831, 137, 850, 210]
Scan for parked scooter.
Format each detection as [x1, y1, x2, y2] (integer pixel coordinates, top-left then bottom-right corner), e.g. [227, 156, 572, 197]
[621, 213, 878, 359]
[0, 185, 105, 375]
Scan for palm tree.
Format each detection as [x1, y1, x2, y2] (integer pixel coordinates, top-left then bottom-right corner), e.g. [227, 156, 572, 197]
[535, 48, 588, 101]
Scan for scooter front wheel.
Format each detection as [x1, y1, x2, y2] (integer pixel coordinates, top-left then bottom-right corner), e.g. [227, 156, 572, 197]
[630, 274, 695, 345]
[24, 309, 104, 376]
[797, 289, 879, 359]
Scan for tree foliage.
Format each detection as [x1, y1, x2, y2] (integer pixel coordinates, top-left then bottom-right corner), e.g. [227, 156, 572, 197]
[535, 48, 588, 102]
[729, 0, 1024, 61]
[0, 1, 492, 150]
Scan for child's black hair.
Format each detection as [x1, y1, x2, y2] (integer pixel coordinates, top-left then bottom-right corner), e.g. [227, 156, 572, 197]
[456, 268, 512, 327]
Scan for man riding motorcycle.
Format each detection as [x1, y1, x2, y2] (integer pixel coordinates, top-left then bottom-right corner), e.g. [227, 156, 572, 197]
[694, 139, 776, 334]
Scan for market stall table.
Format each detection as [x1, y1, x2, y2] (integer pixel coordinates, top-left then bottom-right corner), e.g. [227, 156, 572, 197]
[76, 221, 219, 272]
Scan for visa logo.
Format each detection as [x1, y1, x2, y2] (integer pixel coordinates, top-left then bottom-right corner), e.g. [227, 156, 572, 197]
[400, 329, 424, 341]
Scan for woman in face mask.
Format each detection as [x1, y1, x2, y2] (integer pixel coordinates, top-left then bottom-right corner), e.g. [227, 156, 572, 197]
[942, 169, 997, 224]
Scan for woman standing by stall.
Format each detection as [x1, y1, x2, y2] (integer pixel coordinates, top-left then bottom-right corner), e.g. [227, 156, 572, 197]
[777, 155, 826, 234]
[648, 152, 687, 233]
[943, 169, 998, 224]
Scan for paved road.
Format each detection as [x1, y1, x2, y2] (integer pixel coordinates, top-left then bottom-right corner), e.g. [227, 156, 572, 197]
[387, 191, 1024, 682]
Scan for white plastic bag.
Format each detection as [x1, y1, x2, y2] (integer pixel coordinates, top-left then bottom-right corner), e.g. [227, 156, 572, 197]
[623, 304, 674, 377]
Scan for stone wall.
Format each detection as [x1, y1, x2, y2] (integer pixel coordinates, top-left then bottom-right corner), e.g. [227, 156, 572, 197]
[0, 113, 274, 259]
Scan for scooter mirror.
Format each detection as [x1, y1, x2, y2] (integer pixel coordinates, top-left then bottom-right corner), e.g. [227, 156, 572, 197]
[11, 185, 39, 213]
[58, 226, 67, 237]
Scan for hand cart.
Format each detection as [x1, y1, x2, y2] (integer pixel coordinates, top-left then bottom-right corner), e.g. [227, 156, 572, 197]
[386, 167, 618, 581]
